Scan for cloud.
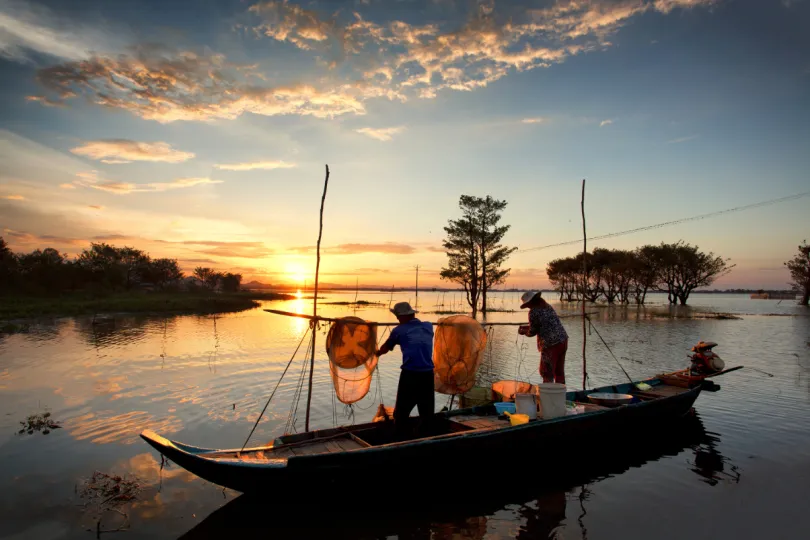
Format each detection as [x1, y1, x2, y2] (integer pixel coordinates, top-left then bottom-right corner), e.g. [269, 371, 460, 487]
[0, 0, 120, 62]
[214, 160, 296, 171]
[2, 229, 84, 246]
[355, 126, 405, 141]
[88, 205, 104, 210]
[31, 45, 366, 123]
[27, 1, 720, 123]
[1, 195, 25, 200]
[668, 134, 700, 144]
[291, 242, 417, 255]
[70, 140, 195, 163]
[521, 117, 546, 124]
[72, 171, 223, 194]
[600, 119, 614, 127]
[25, 95, 65, 107]
[59, 183, 77, 189]
[195, 246, 274, 258]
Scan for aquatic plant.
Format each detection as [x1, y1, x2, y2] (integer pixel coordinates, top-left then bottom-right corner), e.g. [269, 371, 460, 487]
[79, 471, 142, 537]
[18, 412, 61, 435]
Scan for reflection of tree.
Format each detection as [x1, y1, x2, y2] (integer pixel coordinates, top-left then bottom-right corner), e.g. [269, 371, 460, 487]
[76, 314, 177, 350]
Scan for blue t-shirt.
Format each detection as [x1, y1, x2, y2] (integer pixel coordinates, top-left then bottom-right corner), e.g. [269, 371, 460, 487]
[383, 318, 434, 372]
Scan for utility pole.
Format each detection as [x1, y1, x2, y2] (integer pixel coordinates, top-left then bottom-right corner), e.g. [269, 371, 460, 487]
[414, 265, 420, 308]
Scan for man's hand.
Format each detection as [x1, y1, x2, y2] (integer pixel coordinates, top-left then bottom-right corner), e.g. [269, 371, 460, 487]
[518, 325, 530, 336]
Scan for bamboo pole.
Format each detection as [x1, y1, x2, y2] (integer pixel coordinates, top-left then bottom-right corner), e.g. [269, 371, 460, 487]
[581, 179, 588, 390]
[265, 309, 596, 325]
[305, 164, 329, 433]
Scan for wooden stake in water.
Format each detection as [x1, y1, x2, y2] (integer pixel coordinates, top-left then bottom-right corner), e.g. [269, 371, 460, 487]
[414, 265, 420, 309]
[581, 178, 588, 390]
[305, 164, 329, 433]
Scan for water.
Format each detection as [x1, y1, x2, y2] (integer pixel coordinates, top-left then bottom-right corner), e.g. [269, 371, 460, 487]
[0, 292, 808, 539]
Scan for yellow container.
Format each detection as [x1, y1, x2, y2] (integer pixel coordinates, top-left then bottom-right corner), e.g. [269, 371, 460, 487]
[504, 411, 530, 426]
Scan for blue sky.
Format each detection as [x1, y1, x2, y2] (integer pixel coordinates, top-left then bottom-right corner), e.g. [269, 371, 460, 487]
[1, 0, 808, 288]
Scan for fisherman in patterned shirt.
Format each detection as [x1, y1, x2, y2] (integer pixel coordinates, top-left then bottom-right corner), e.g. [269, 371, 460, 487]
[518, 291, 569, 384]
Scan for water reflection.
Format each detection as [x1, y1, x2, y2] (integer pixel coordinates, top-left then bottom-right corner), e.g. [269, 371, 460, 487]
[178, 413, 727, 540]
[689, 431, 741, 486]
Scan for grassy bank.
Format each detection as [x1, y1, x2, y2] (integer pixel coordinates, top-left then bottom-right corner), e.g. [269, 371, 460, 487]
[0, 291, 296, 321]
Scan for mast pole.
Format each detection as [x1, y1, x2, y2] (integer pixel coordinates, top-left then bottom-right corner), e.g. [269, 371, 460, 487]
[415, 264, 420, 308]
[581, 179, 588, 390]
[305, 164, 330, 433]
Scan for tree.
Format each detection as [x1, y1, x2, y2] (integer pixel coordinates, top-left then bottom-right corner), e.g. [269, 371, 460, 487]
[785, 240, 810, 306]
[473, 195, 517, 313]
[440, 201, 480, 315]
[141, 258, 183, 289]
[666, 242, 734, 305]
[440, 195, 516, 315]
[0, 237, 16, 293]
[16, 248, 71, 294]
[629, 245, 660, 305]
[194, 267, 220, 290]
[221, 272, 242, 292]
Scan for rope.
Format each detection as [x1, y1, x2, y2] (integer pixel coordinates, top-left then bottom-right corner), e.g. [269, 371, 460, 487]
[518, 190, 810, 253]
[586, 316, 634, 385]
[240, 325, 310, 452]
[285, 326, 315, 434]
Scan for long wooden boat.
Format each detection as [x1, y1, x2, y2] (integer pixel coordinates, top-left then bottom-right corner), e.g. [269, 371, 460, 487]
[141, 377, 707, 494]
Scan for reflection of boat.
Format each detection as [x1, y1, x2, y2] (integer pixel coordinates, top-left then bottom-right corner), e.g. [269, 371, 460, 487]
[177, 413, 718, 540]
[141, 377, 707, 494]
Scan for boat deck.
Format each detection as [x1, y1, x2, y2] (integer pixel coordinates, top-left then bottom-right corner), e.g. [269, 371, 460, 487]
[201, 384, 692, 462]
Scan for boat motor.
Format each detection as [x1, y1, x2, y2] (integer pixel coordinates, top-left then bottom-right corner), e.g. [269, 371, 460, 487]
[688, 341, 725, 375]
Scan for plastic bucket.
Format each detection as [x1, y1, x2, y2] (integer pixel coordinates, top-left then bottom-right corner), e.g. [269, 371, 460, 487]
[515, 393, 538, 420]
[538, 383, 567, 419]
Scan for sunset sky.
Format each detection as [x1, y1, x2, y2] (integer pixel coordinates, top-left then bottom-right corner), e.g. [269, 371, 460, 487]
[1, 0, 808, 289]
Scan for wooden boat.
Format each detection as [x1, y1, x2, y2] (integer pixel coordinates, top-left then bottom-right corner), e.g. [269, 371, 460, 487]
[140, 377, 707, 494]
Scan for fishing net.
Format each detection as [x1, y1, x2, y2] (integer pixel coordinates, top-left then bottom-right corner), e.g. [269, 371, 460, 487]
[491, 380, 539, 402]
[325, 317, 378, 404]
[433, 315, 488, 395]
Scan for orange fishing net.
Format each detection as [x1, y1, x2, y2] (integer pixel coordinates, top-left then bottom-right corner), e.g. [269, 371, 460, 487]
[433, 315, 488, 395]
[491, 380, 539, 402]
[325, 317, 378, 404]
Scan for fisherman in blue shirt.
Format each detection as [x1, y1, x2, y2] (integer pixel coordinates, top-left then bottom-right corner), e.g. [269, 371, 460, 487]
[376, 301, 435, 440]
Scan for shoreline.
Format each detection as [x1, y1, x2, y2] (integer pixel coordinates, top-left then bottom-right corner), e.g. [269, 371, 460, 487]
[0, 291, 296, 328]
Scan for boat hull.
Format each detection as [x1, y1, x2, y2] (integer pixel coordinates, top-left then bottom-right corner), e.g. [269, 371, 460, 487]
[141, 379, 703, 493]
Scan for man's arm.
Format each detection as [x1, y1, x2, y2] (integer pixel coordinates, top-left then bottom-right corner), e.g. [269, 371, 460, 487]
[376, 329, 398, 357]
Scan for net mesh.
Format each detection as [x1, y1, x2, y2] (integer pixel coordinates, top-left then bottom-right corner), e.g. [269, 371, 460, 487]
[325, 317, 378, 404]
[491, 380, 539, 402]
[433, 315, 488, 395]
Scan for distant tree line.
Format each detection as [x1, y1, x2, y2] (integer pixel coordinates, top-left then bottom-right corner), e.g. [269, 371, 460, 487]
[0, 236, 241, 296]
[546, 242, 734, 306]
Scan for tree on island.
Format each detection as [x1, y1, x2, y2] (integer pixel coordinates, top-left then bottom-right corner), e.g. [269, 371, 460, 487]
[440, 195, 516, 316]
[785, 240, 810, 306]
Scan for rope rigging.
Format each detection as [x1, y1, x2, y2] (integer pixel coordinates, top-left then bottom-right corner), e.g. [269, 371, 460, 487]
[240, 325, 311, 452]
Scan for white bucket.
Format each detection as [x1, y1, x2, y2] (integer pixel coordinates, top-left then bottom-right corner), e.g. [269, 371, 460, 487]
[538, 383, 567, 419]
[515, 393, 538, 420]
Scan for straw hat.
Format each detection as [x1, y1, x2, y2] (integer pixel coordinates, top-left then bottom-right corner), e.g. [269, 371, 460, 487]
[520, 291, 542, 309]
[390, 301, 418, 317]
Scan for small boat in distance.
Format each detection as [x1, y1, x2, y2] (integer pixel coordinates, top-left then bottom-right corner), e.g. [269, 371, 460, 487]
[141, 376, 710, 493]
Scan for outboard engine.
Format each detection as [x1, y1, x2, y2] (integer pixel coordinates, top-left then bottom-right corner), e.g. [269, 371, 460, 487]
[689, 341, 725, 376]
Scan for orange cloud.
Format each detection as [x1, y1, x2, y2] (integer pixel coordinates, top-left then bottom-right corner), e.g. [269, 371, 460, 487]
[1, 195, 25, 200]
[88, 205, 104, 210]
[59, 183, 76, 189]
[70, 140, 195, 163]
[291, 242, 417, 255]
[74, 172, 223, 194]
[214, 160, 296, 171]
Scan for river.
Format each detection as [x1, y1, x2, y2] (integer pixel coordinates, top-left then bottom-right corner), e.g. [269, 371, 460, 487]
[1, 292, 808, 539]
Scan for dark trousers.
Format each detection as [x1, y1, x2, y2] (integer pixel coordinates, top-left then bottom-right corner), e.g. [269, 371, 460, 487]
[394, 369, 435, 440]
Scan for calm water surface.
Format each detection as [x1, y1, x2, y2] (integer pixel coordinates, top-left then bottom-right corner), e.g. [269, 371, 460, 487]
[1, 292, 809, 539]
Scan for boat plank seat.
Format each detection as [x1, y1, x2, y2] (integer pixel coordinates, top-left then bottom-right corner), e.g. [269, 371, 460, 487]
[451, 414, 509, 431]
[633, 384, 692, 400]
